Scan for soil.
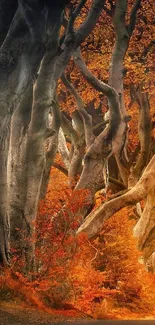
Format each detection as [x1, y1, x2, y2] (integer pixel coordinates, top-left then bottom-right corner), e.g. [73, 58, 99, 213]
[1, 302, 155, 325]
[0, 302, 90, 325]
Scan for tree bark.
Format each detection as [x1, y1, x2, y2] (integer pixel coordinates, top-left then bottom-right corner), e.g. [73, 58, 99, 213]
[0, 0, 105, 266]
[77, 155, 155, 238]
[0, 3, 47, 265]
[8, 84, 33, 256]
[109, 0, 141, 185]
[133, 188, 155, 262]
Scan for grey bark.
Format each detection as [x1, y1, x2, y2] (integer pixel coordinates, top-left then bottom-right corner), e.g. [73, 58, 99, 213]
[77, 155, 155, 238]
[2, 0, 105, 268]
[8, 84, 33, 254]
[0, 2, 47, 265]
[109, 0, 141, 185]
[58, 128, 70, 170]
[0, 1, 72, 266]
[72, 49, 121, 217]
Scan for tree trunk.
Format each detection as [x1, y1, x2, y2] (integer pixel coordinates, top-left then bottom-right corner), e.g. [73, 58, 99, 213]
[75, 152, 105, 219]
[0, 3, 47, 265]
[0, 115, 11, 266]
[8, 84, 33, 265]
[77, 155, 155, 238]
[133, 188, 155, 262]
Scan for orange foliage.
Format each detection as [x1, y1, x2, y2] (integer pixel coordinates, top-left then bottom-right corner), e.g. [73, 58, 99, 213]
[93, 208, 155, 313]
[1, 167, 155, 319]
[34, 167, 115, 311]
[0, 1, 155, 321]
[0, 269, 47, 311]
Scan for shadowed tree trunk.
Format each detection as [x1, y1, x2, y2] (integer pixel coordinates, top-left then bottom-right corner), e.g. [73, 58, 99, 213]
[0, 0, 48, 266]
[8, 84, 33, 256]
[0, 0, 105, 268]
[40, 102, 61, 200]
[7, 15, 63, 271]
[0, 0, 73, 266]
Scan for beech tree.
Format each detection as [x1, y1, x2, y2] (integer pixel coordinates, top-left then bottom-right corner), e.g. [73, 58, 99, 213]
[0, 0, 154, 274]
[53, 0, 154, 268]
[0, 0, 52, 266]
[0, 0, 107, 268]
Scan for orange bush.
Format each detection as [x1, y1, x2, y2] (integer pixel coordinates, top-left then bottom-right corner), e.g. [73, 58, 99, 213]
[2, 167, 155, 319]
[93, 208, 155, 312]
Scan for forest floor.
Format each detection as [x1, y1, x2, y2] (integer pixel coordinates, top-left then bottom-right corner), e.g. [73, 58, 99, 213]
[1, 302, 155, 325]
[0, 302, 92, 325]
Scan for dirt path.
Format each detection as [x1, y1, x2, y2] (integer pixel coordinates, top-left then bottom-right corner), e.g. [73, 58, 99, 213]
[0, 302, 89, 325]
[1, 302, 155, 325]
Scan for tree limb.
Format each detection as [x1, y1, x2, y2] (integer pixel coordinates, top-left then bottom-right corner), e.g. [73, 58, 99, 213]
[53, 162, 68, 176]
[58, 128, 70, 169]
[74, 48, 121, 143]
[129, 84, 151, 185]
[77, 155, 155, 238]
[75, 0, 105, 47]
[61, 74, 95, 147]
[109, 177, 127, 190]
[128, 0, 142, 35]
[61, 113, 79, 144]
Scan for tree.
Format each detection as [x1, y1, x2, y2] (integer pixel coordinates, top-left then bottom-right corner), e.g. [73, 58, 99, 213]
[0, 0, 106, 268]
[0, 0, 50, 266]
[0, 0, 154, 276]
[54, 0, 155, 268]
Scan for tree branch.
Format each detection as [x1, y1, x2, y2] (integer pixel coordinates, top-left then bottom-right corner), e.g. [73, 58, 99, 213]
[74, 48, 121, 143]
[77, 155, 155, 238]
[75, 0, 105, 47]
[109, 177, 127, 190]
[129, 84, 151, 185]
[61, 113, 79, 144]
[128, 0, 142, 35]
[72, 110, 84, 135]
[51, 99, 61, 131]
[53, 162, 68, 176]
[61, 74, 95, 147]
[58, 128, 70, 169]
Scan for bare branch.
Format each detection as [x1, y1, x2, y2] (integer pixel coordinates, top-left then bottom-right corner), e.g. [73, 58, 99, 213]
[75, 0, 105, 47]
[128, 0, 142, 35]
[61, 113, 79, 144]
[45, 128, 56, 139]
[61, 74, 95, 147]
[72, 110, 84, 135]
[58, 128, 70, 169]
[51, 99, 61, 131]
[61, 74, 84, 110]
[73, 0, 87, 19]
[40, 100, 62, 198]
[113, 0, 128, 36]
[103, 6, 113, 17]
[53, 162, 68, 176]
[77, 155, 155, 238]
[103, 0, 115, 17]
[129, 85, 151, 185]
[109, 177, 127, 190]
[65, 0, 87, 37]
[93, 120, 108, 131]
[74, 48, 121, 143]
[140, 40, 155, 62]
